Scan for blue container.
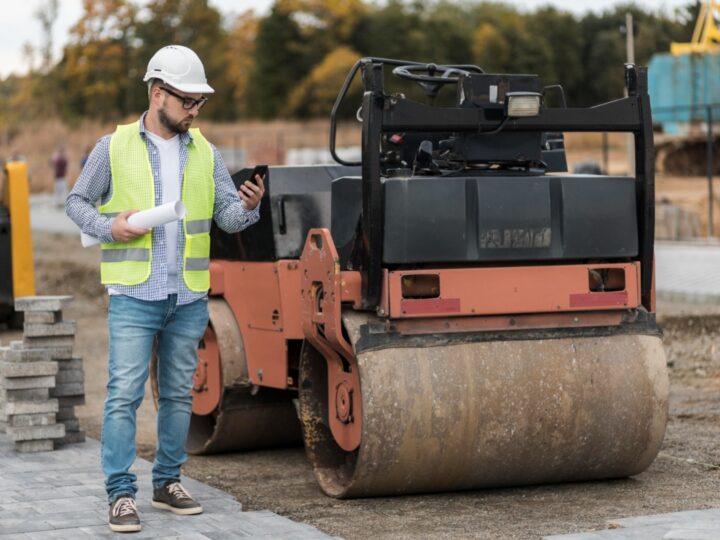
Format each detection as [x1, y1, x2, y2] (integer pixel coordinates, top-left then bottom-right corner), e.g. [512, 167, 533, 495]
[648, 52, 720, 134]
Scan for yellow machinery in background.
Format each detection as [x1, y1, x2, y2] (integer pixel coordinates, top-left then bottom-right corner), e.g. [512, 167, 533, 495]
[0, 160, 35, 328]
[671, 0, 720, 55]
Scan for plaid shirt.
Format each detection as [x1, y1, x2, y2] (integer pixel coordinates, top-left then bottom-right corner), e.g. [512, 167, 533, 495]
[66, 113, 259, 305]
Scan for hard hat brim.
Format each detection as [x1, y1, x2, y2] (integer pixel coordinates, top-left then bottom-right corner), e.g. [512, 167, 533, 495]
[171, 82, 215, 94]
[143, 72, 215, 94]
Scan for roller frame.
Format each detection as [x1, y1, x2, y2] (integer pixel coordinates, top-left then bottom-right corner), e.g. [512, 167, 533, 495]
[300, 228, 362, 452]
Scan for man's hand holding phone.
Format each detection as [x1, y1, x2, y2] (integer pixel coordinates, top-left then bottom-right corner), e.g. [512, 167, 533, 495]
[240, 165, 266, 210]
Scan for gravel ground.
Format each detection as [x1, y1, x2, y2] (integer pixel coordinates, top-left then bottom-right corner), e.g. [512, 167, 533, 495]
[2, 231, 717, 540]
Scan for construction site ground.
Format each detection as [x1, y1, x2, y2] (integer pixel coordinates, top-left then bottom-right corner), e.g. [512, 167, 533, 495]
[3, 173, 720, 539]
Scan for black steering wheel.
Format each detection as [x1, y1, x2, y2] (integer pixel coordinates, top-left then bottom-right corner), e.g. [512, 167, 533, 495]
[392, 63, 484, 99]
[393, 63, 481, 82]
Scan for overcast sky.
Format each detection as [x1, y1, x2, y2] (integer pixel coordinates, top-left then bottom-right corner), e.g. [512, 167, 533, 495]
[0, 0, 694, 78]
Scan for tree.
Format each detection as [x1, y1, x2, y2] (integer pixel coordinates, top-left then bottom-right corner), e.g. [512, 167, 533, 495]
[283, 46, 363, 118]
[246, 0, 368, 119]
[472, 23, 510, 73]
[58, 0, 137, 120]
[36, 0, 60, 75]
[227, 11, 261, 118]
[134, 0, 233, 120]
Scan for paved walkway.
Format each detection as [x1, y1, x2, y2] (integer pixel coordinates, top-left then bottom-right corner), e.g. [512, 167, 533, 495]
[656, 241, 720, 302]
[0, 434, 334, 539]
[545, 508, 720, 539]
[29, 194, 79, 236]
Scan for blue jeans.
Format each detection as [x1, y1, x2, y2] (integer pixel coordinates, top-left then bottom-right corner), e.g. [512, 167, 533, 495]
[102, 294, 208, 503]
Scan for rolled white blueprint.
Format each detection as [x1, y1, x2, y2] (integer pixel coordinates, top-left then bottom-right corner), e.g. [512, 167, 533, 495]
[80, 200, 187, 247]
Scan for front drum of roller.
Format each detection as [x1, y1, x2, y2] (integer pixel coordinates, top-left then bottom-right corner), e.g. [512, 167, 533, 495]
[299, 313, 669, 498]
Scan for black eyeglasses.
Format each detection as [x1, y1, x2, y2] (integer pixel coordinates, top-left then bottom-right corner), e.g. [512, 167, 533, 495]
[159, 86, 208, 110]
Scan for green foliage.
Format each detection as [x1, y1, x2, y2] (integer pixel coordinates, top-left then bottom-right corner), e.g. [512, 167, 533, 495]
[0, 0, 703, 128]
[134, 0, 234, 120]
[283, 46, 363, 117]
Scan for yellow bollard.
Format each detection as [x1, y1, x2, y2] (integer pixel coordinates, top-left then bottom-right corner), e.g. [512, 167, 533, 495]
[2, 161, 36, 299]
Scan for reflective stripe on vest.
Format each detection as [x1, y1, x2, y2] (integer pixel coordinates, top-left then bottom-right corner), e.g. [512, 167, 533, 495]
[186, 219, 212, 234]
[101, 248, 150, 263]
[100, 121, 215, 290]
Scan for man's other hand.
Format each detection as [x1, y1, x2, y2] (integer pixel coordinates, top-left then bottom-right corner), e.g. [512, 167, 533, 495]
[111, 210, 150, 242]
[239, 174, 265, 210]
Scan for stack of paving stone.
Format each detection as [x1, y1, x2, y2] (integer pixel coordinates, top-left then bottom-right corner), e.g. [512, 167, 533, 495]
[0, 341, 65, 452]
[15, 295, 87, 447]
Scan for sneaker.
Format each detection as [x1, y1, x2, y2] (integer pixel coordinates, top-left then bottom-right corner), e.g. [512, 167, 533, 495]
[108, 495, 141, 533]
[151, 481, 203, 515]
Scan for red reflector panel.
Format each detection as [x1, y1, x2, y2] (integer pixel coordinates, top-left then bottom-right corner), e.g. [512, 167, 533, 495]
[401, 298, 461, 315]
[569, 291, 628, 308]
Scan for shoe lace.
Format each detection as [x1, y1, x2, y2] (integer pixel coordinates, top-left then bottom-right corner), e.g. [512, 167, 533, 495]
[113, 497, 138, 518]
[168, 482, 192, 501]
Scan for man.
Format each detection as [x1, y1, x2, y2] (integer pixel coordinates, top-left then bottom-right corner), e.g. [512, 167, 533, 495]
[51, 147, 68, 207]
[66, 45, 264, 533]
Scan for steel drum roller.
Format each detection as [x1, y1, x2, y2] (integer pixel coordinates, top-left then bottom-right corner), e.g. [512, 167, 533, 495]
[299, 312, 668, 498]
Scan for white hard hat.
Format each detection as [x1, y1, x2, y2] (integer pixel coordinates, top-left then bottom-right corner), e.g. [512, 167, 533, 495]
[143, 45, 214, 94]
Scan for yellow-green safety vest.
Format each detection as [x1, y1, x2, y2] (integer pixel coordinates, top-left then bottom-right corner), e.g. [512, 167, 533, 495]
[100, 121, 215, 292]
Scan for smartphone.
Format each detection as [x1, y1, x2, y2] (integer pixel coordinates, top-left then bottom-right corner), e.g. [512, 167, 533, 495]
[248, 164, 268, 185]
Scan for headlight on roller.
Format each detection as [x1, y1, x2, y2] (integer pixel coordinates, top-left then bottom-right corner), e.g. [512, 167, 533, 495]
[506, 92, 542, 118]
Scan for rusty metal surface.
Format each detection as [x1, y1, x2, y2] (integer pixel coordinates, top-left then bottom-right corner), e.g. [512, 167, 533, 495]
[217, 260, 289, 389]
[300, 310, 669, 498]
[209, 298, 248, 387]
[386, 263, 642, 319]
[182, 298, 302, 454]
[299, 228, 363, 452]
[193, 324, 221, 415]
[187, 386, 302, 454]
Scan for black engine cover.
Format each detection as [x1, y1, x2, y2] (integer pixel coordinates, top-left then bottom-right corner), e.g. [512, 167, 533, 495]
[331, 174, 638, 265]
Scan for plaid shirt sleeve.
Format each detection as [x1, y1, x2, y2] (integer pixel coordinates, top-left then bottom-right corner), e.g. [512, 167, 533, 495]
[65, 135, 116, 243]
[211, 145, 260, 233]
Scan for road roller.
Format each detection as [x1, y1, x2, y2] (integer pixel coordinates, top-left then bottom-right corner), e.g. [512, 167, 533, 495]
[173, 58, 669, 497]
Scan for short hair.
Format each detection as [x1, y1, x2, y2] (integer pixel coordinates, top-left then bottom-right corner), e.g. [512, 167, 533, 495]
[147, 78, 160, 99]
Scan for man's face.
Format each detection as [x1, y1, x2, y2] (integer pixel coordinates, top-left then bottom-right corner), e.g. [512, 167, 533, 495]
[155, 85, 205, 134]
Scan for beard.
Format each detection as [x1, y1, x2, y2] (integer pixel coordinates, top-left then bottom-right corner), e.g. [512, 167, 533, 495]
[158, 106, 193, 134]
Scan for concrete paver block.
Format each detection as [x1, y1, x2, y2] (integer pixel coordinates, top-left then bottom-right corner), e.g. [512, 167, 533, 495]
[57, 358, 83, 370]
[5, 399, 58, 415]
[48, 348, 74, 360]
[1, 388, 51, 401]
[59, 419, 80, 432]
[1, 376, 56, 391]
[50, 383, 84, 397]
[57, 395, 85, 407]
[55, 369, 84, 384]
[0, 361, 58, 378]
[5, 348, 52, 363]
[23, 322, 76, 338]
[10, 413, 56, 428]
[14, 296, 73, 312]
[14, 439, 54, 453]
[23, 336, 75, 349]
[7, 423, 65, 442]
[54, 430, 85, 445]
[56, 406, 76, 421]
[23, 311, 60, 324]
